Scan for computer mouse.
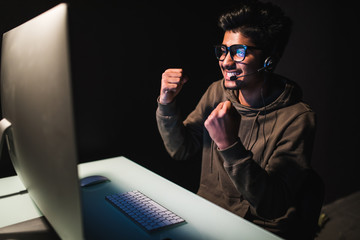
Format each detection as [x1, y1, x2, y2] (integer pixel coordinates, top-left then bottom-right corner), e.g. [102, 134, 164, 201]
[80, 175, 110, 187]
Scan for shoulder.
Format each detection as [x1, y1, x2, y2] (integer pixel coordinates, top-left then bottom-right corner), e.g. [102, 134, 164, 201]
[205, 79, 224, 93]
[277, 101, 316, 132]
[198, 79, 226, 105]
[185, 79, 225, 122]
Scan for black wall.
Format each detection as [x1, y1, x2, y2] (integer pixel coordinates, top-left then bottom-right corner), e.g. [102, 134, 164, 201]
[1, 0, 359, 204]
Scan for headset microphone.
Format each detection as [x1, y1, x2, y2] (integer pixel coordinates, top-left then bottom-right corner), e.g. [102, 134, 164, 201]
[229, 57, 274, 81]
[229, 65, 267, 81]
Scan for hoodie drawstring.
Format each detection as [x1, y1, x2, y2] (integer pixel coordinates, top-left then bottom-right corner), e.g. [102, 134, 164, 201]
[247, 110, 261, 151]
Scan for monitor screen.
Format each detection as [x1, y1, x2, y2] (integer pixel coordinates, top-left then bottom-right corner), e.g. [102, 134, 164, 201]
[0, 4, 83, 239]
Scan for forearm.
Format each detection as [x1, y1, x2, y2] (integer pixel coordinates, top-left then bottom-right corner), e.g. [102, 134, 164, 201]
[220, 140, 304, 219]
[156, 99, 201, 160]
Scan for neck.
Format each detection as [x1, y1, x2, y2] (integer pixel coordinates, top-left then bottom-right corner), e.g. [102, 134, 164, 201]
[238, 74, 285, 107]
[238, 87, 265, 107]
[238, 76, 268, 107]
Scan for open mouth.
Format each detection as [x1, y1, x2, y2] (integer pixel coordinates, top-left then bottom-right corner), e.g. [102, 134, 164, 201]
[226, 71, 242, 80]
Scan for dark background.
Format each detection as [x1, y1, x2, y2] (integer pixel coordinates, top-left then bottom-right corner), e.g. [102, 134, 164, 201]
[0, 0, 359, 205]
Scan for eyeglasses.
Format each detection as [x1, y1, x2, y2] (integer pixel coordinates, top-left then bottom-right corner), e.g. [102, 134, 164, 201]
[214, 44, 261, 62]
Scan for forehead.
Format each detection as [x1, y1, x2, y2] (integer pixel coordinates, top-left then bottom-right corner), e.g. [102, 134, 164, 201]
[222, 31, 255, 46]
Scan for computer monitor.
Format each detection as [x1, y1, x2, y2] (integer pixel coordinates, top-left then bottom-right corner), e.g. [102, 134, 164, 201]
[0, 4, 83, 239]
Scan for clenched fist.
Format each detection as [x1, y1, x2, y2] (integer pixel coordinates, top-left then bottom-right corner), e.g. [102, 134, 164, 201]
[204, 101, 240, 150]
[159, 68, 188, 105]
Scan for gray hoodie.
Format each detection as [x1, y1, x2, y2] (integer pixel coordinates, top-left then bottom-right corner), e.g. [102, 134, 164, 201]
[156, 75, 316, 238]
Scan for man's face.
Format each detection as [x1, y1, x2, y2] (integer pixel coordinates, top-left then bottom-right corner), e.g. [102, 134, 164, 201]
[219, 31, 264, 90]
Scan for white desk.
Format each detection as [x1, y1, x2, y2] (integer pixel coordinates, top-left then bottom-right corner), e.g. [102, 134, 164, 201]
[1, 156, 281, 240]
[0, 176, 42, 227]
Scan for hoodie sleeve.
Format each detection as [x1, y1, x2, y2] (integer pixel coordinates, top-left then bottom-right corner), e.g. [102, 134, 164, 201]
[156, 98, 202, 160]
[220, 108, 316, 219]
[156, 81, 223, 160]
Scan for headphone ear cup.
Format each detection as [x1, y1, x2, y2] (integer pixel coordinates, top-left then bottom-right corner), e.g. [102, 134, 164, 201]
[264, 57, 274, 71]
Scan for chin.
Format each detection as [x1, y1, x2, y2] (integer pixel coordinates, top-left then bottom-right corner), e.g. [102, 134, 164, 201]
[224, 79, 243, 90]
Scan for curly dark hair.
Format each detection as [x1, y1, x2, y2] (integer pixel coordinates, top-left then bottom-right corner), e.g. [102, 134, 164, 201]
[218, 0, 292, 60]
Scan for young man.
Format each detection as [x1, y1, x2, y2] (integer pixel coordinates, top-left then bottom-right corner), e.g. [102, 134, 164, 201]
[156, 0, 321, 239]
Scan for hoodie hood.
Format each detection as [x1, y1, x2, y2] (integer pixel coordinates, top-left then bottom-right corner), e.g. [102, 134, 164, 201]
[224, 75, 303, 117]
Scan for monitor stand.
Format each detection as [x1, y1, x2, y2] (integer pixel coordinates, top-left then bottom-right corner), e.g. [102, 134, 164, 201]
[0, 119, 11, 160]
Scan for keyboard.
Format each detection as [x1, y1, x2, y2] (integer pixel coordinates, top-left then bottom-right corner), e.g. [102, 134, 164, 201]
[105, 190, 185, 232]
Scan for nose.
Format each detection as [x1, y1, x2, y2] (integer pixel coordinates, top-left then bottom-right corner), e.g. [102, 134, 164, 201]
[222, 51, 236, 69]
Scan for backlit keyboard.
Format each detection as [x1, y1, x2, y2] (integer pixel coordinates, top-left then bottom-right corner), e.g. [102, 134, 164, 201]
[105, 190, 185, 232]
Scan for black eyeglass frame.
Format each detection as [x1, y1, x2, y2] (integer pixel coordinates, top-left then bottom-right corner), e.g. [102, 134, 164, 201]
[214, 44, 262, 62]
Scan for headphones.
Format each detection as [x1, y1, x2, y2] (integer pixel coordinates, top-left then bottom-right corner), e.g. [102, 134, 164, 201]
[263, 56, 275, 72]
[263, 42, 281, 72]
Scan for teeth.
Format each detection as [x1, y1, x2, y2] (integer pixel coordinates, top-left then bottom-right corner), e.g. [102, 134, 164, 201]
[227, 72, 237, 77]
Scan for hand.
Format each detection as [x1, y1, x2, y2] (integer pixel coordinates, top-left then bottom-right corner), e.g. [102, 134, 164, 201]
[159, 68, 188, 105]
[204, 101, 240, 150]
